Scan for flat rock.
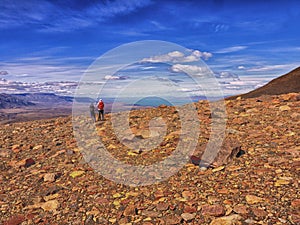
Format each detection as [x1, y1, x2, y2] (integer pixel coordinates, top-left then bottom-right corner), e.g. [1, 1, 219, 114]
[210, 214, 242, 225]
[202, 204, 225, 217]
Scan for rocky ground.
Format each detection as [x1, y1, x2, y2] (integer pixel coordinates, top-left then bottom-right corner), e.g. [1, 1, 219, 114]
[0, 93, 299, 225]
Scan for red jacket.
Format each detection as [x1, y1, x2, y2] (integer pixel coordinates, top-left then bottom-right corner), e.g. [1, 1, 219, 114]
[97, 101, 104, 110]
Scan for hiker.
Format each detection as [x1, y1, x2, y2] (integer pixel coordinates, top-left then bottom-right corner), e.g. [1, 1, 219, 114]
[97, 99, 105, 121]
[89, 102, 96, 122]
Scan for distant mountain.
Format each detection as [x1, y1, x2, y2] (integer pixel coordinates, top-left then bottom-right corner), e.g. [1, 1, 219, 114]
[12, 93, 73, 104]
[227, 67, 300, 100]
[0, 92, 97, 110]
[0, 93, 35, 109]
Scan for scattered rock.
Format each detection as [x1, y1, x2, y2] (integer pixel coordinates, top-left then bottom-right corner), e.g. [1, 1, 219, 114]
[44, 173, 56, 182]
[210, 214, 242, 225]
[70, 170, 85, 178]
[252, 208, 267, 218]
[181, 212, 196, 221]
[41, 200, 60, 211]
[291, 199, 300, 208]
[202, 204, 225, 217]
[3, 215, 25, 225]
[279, 105, 291, 111]
[233, 204, 248, 214]
[245, 195, 264, 204]
[24, 158, 35, 168]
[123, 204, 136, 216]
[164, 215, 181, 224]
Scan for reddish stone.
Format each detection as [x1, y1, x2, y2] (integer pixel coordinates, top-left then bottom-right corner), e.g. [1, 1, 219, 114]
[252, 208, 267, 218]
[4, 215, 26, 225]
[95, 197, 110, 205]
[184, 205, 197, 213]
[164, 215, 181, 224]
[233, 204, 248, 214]
[25, 158, 35, 168]
[123, 204, 136, 216]
[291, 199, 300, 208]
[156, 202, 169, 211]
[201, 204, 225, 217]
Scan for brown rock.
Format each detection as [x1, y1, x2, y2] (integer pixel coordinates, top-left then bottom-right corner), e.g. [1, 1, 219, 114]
[181, 212, 196, 221]
[202, 204, 225, 217]
[44, 173, 56, 182]
[291, 199, 300, 208]
[4, 215, 26, 225]
[41, 200, 60, 211]
[245, 195, 263, 204]
[164, 215, 181, 224]
[290, 214, 300, 224]
[11, 144, 21, 153]
[141, 210, 159, 217]
[123, 204, 136, 216]
[25, 158, 35, 168]
[233, 204, 248, 214]
[142, 222, 154, 225]
[156, 202, 169, 211]
[191, 137, 242, 167]
[184, 205, 197, 213]
[210, 214, 242, 225]
[279, 105, 291, 111]
[252, 208, 267, 218]
[182, 190, 194, 200]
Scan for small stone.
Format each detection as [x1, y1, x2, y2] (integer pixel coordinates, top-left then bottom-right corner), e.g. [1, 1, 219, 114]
[183, 205, 197, 213]
[279, 105, 291, 111]
[25, 158, 35, 168]
[33, 145, 43, 151]
[245, 195, 263, 204]
[181, 213, 195, 221]
[164, 215, 181, 224]
[212, 166, 225, 173]
[123, 204, 136, 216]
[41, 200, 60, 211]
[44, 173, 56, 182]
[3, 215, 25, 225]
[141, 210, 159, 217]
[274, 179, 290, 186]
[291, 199, 300, 208]
[210, 214, 242, 225]
[156, 203, 169, 211]
[11, 144, 21, 153]
[252, 208, 267, 218]
[70, 170, 85, 178]
[108, 218, 117, 223]
[182, 190, 194, 200]
[233, 204, 248, 214]
[202, 204, 225, 217]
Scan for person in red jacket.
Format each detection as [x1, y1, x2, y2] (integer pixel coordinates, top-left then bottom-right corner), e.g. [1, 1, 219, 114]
[97, 99, 105, 121]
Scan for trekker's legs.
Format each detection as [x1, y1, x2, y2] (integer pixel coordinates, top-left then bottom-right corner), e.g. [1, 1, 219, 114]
[100, 110, 104, 121]
[90, 111, 95, 122]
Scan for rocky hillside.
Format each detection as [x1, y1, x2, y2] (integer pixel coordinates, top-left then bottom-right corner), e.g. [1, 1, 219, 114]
[0, 94, 35, 109]
[227, 67, 300, 100]
[0, 92, 299, 224]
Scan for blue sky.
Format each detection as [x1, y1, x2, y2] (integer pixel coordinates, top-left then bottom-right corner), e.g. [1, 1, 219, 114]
[1, 0, 300, 92]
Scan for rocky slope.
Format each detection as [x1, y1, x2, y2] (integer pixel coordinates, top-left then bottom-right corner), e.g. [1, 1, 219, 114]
[0, 92, 299, 224]
[0, 94, 35, 109]
[227, 67, 300, 100]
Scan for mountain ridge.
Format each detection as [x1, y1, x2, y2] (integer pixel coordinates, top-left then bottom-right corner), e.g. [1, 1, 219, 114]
[227, 67, 300, 100]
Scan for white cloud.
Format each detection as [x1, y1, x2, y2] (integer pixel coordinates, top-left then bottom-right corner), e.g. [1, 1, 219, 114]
[141, 50, 212, 63]
[171, 64, 210, 76]
[104, 75, 128, 80]
[238, 65, 246, 70]
[247, 64, 296, 72]
[215, 46, 248, 54]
